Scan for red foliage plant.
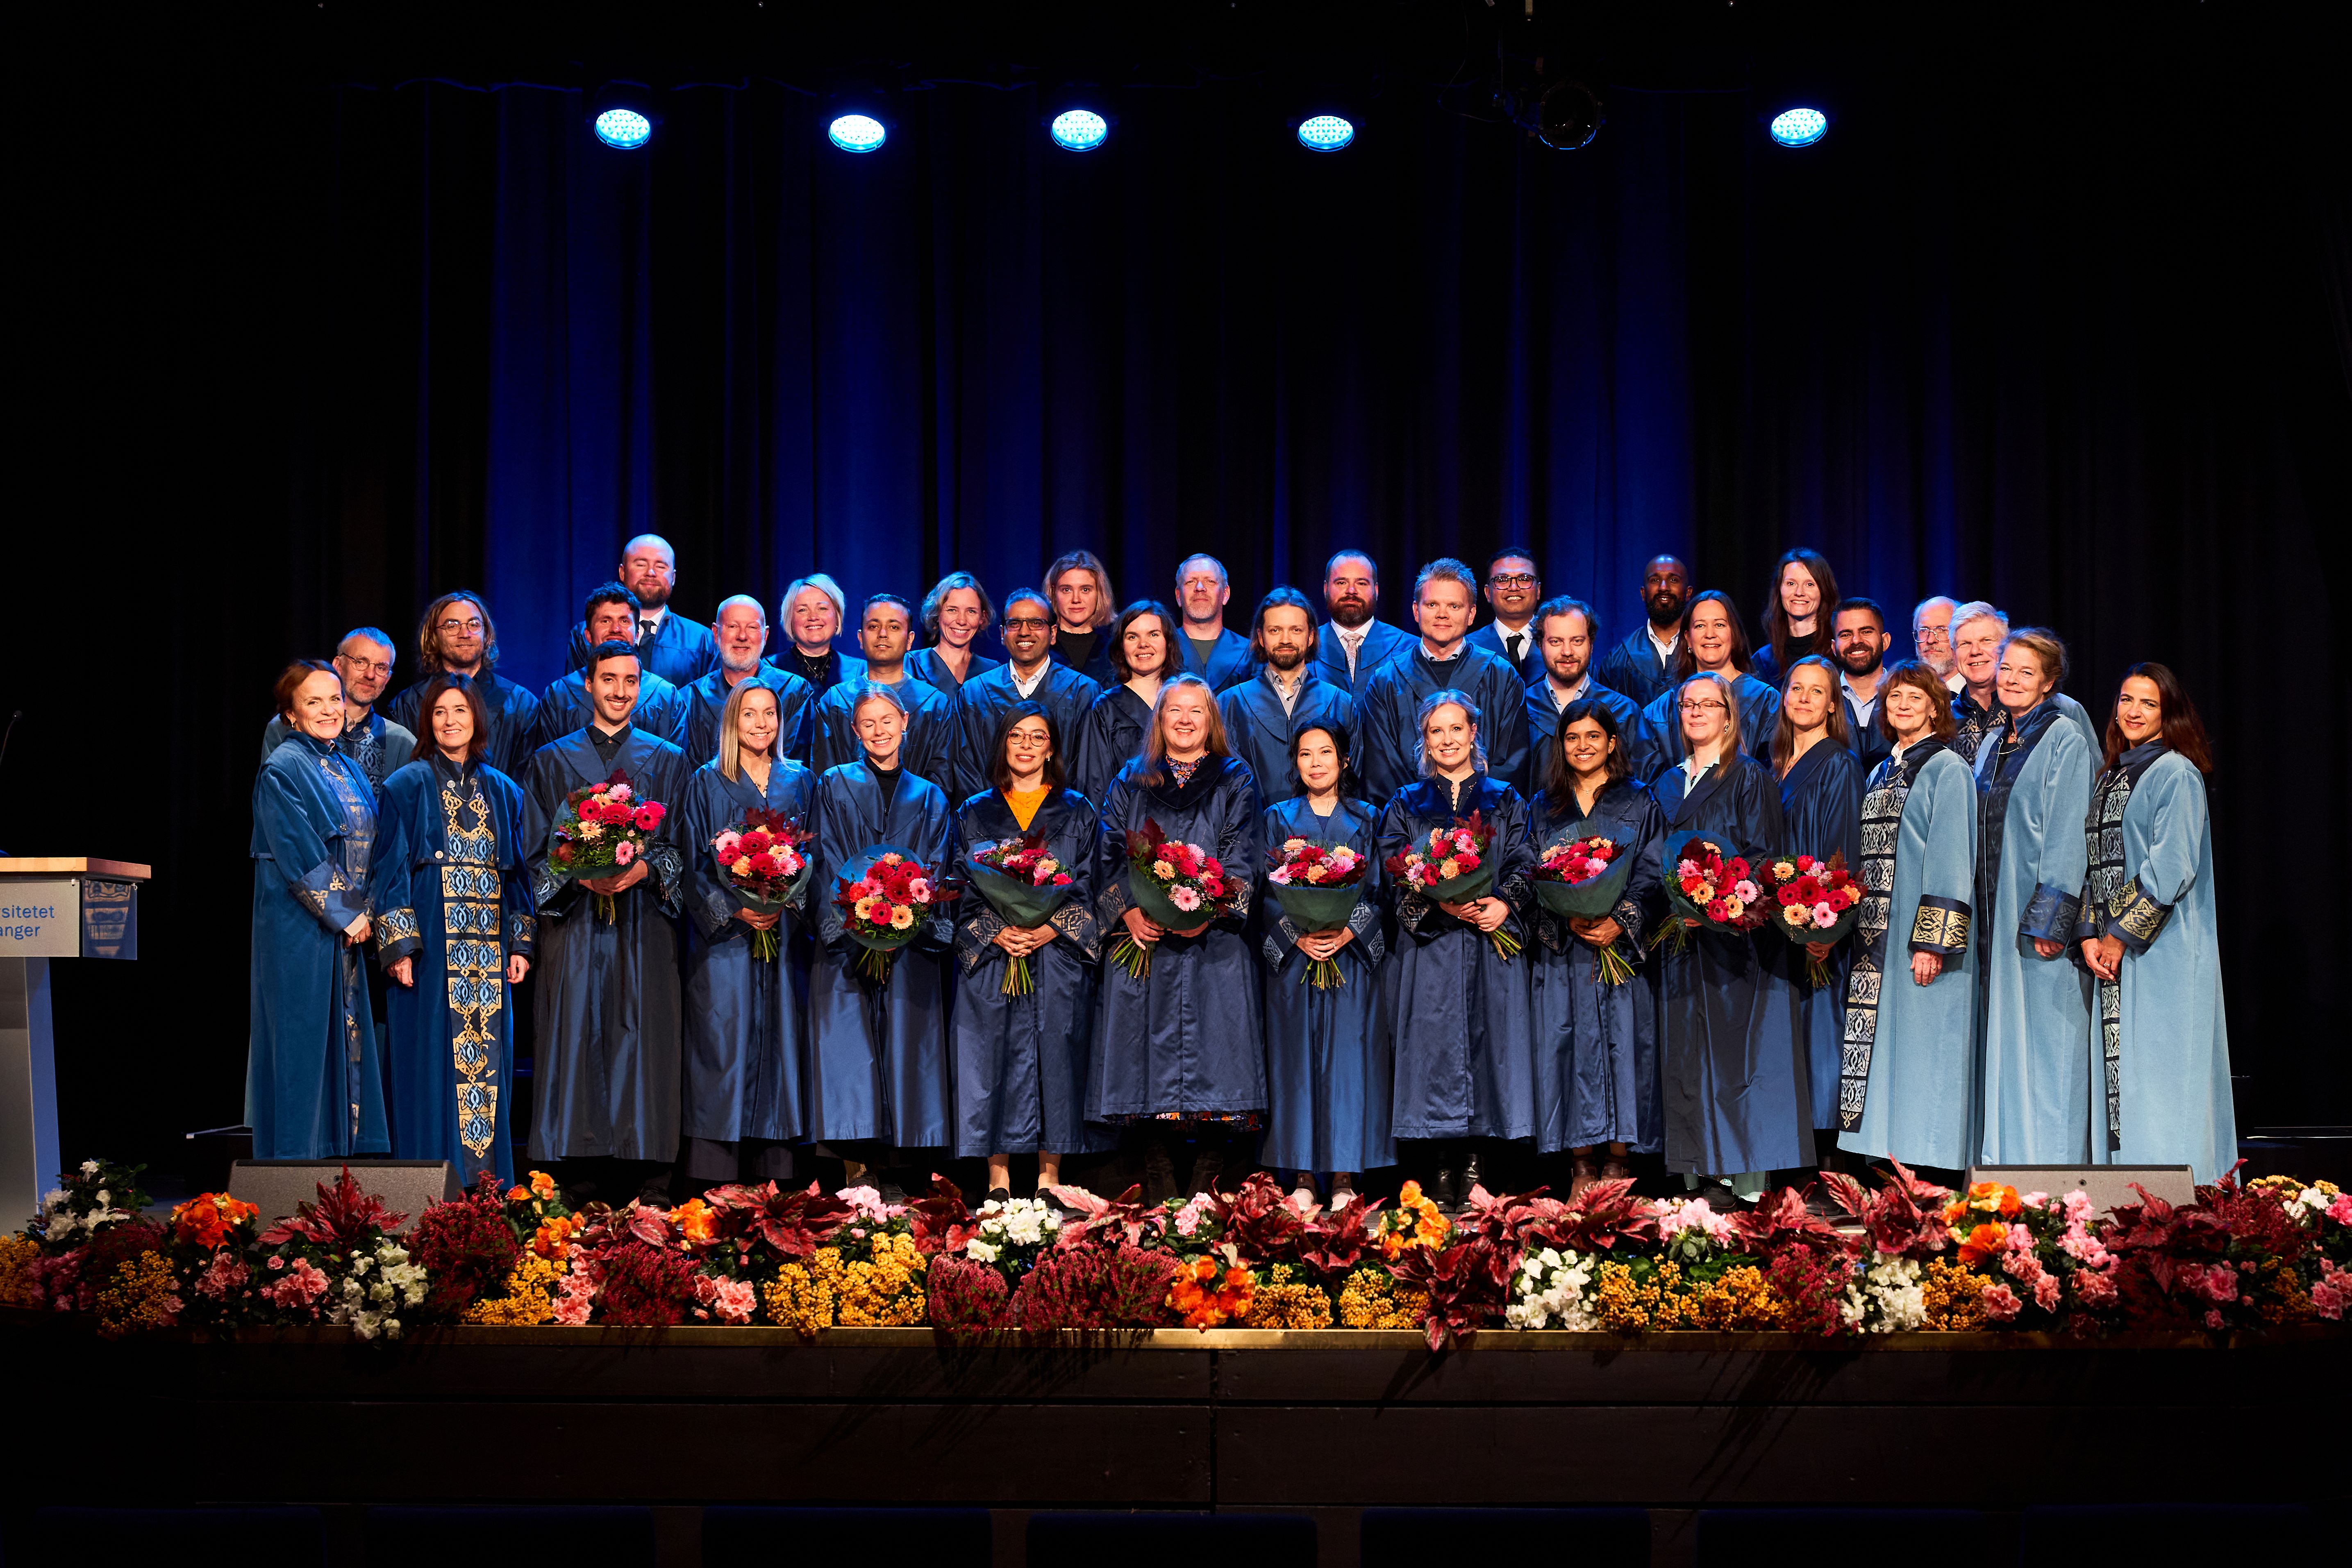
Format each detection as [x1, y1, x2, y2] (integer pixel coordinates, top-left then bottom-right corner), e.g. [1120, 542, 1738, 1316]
[1294, 1197, 1388, 1278]
[704, 1181, 854, 1261]
[1044, 1184, 1170, 1251]
[1211, 1173, 1311, 1266]
[1388, 1235, 1515, 1352]
[594, 1239, 704, 1326]
[1819, 1161, 1952, 1261]
[408, 1176, 522, 1317]
[926, 1253, 1012, 1336]
[1508, 1178, 1661, 1255]
[902, 1176, 980, 1259]
[1728, 1184, 1848, 1257]
[1008, 1245, 1183, 1331]
[258, 1168, 407, 1248]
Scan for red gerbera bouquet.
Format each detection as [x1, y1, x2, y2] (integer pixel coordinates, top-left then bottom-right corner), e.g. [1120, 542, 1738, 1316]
[966, 834, 1078, 996]
[1265, 836, 1372, 989]
[1651, 829, 1766, 955]
[548, 769, 668, 923]
[832, 847, 945, 982]
[1759, 851, 1865, 987]
[1532, 833, 1638, 984]
[712, 808, 814, 961]
[1384, 811, 1520, 961]
[1111, 818, 1239, 980]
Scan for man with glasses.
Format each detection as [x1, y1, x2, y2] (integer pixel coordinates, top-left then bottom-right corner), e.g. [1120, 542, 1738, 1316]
[1315, 549, 1411, 698]
[1595, 554, 1693, 709]
[562, 534, 718, 687]
[950, 588, 1103, 801]
[386, 590, 542, 777]
[1465, 547, 1545, 682]
[1173, 553, 1256, 691]
[1911, 595, 1960, 689]
[258, 627, 417, 789]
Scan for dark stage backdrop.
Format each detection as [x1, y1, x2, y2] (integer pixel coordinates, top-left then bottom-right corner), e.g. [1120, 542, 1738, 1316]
[12, 14, 2349, 1175]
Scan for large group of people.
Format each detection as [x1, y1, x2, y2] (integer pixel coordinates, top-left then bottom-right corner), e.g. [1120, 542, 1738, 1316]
[248, 534, 2236, 1213]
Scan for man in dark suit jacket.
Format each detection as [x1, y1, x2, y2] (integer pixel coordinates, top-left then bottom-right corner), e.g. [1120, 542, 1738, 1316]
[1313, 548, 1412, 698]
[561, 533, 718, 686]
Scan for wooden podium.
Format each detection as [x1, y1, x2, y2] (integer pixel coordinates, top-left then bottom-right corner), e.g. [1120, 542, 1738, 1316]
[0, 857, 147, 1215]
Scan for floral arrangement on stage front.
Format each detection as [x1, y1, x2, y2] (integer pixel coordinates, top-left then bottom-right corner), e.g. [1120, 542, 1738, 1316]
[1110, 819, 1239, 979]
[1264, 836, 1370, 989]
[832, 848, 943, 982]
[712, 809, 812, 961]
[1386, 812, 1520, 961]
[8, 1161, 2350, 1350]
[549, 771, 668, 922]
[1759, 852, 1864, 986]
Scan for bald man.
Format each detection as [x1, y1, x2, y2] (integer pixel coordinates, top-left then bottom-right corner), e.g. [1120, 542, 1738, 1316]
[673, 593, 819, 765]
[564, 533, 720, 686]
[1592, 554, 1691, 709]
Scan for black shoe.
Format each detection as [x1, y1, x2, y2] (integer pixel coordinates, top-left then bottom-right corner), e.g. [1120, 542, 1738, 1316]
[1458, 1150, 1484, 1208]
[984, 1186, 1012, 1205]
[1141, 1137, 1179, 1206]
[1428, 1164, 1459, 1211]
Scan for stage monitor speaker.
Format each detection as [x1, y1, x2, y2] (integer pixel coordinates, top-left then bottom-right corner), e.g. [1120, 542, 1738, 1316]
[1966, 1164, 2195, 1216]
[228, 1159, 459, 1234]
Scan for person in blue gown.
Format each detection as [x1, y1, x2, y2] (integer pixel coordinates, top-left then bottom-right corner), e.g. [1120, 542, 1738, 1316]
[1357, 558, 1531, 801]
[1651, 672, 1807, 1198]
[526, 583, 690, 754]
[1219, 588, 1358, 807]
[677, 680, 817, 1190]
[1593, 555, 1692, 711]
[807, 593, 959, 789]
[1259, 721, 1392, 1210]
[557, 534, 720, 687]
[1173, 554, 1259, 691]
[951, 589, 1102, 804]
[250, 661, 392, 1160]
[1379, 691, 1536, 1210]
[1972, 628, 2097, 1167]
[375, 676, 537, 1184]
[949, 702, 1106, 1202]
[1527, 699, 1663, 1194]
[1746, 548, 1839, 692]
[1518, 595, 1641, 799]
[672, 595, 820, 764]
[1836, 664, 1981, 1175]
[1629, 592, 1780, 783]
[1090, 674, 1266, 1202]
[1313, 550, 1412, 698]
[1768, 657, 1866, 1163]
[1072, 602, 1179, 802]
[907, 572, 1002, 697]
[809, 682, 957, 1193]
[2075, 664, 2237, 1182]
[516, 640, 694, 1200]
[383, 591, 541, 779]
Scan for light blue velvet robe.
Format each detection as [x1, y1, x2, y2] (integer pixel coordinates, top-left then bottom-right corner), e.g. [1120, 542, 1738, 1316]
[807, 761, 956, 1150]
[1529, 780, 1663, 1153]
[248, 734, 391, 1159]
[1838, 745, 1982, 1170]
[1775, 741, 1864, 1129]
[1973, 703, 2096, 1166]
[1257, 795, 1393, 1175]
[1218, 670, 1358, 806]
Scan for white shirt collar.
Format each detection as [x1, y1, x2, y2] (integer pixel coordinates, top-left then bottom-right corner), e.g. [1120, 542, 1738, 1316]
[1547, 674, 1591, 710]
[1010, 663, 1050, 698]
[1647, 623, 1681, 659]
[1679, 754, 1717, 786]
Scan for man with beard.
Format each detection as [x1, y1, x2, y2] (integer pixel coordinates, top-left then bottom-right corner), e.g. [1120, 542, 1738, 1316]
[386, 590, 541, 777]
[950, 588, 1102, 802]
[1517, 596, 1640, 796]
[1043, 549, 1118, 686]
[1314, 549, 1411, 697]
[1218, 587, 1357, 804]
[776, 574, 869, 694]
[258, 627, 416, 788]
[1465, 546, 1545, 683]
[1911, 595, 1960, 689]
[1174, 554, 1256, 691]
[562, 534, 718, 687]
[1594, 554, 1691, 709]
[809, 593, 958, 789]
[1357, 559, 1532, 801]
[673, 594, 818, 764]
[1829, 597, 1895, 775]
[527, 583, 690, 754]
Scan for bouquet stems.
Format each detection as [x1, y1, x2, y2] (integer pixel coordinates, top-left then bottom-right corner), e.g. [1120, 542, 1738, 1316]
[1109, 933, 1154, 980]
[1303, 956, 1346, 990]
[1806, 953, 1834, 990]
[750, 927, 779, 963]
[1645, 920, 1691, 958]
[593, 891, 617, 925]
[1486, 927, 1522, 962]
[1595, 944, 1636, 986]
[855, 947, 898, 984]
[1002, 953, 1036, 996]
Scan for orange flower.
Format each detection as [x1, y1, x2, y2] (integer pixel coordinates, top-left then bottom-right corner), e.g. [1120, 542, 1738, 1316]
[1995, 1186, 2022, 1218]
[507, 1186, 531, 1203]
[169, 1192, 257, 1249]
[531, 1215, 578, 1259]
[528, 1170, 557, 1200]
[668, 1198, 718, 1245]
[1958, 1222, 2009, 1267]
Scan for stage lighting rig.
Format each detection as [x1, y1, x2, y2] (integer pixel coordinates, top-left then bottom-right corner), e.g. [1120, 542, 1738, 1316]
[1047, 102, 1112, 152]
[1296, 113, 1357, 152]
[587, 85, 659, 150]
[1531, 80, 1602, 151]
[1768, 106, 1829, 147]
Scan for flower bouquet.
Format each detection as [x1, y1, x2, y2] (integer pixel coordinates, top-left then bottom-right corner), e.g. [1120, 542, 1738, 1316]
[831, 846, 945, 982]
[1650, 829, 1766, 956]
[548, 770, 668, 923]
[1532, 829, 1639, 984]
[1759, 852, 1864, 987]
[1265, 836, 1370, 989]
[965, 834, 1078, 995]
[1384, 811, 1520, 960]
[712, 808, 813, 961]
[1110, 818, 1239, 980]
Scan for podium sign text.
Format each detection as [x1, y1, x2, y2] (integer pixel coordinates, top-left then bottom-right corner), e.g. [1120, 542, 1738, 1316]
[0, 877, 139, 960]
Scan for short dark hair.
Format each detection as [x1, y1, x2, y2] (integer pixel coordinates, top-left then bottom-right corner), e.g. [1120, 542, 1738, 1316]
[1543, 697, 1631, 816]
[1324, 548, 1377, 583]
[1248, 586, 1320, 661]
[987, 701, 1069, 794]
[584, 580, 641, 626]
[274, 659, 339, 719]
[1107, 600, 1181, 682]
[862, 592, 915, 621]
[1487, 545, 1538, 576]
[407, 674, 491, 766]
[1530, 594, 1601, 650]
[1833, 596, 1887, 634]
[586, 638, 641, 677]
[1002, 587, 1051, 622]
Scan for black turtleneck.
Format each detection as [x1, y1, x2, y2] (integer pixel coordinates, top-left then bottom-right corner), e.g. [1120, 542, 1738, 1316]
[589, 721, 632, 766]
[787, 648, 838, 691]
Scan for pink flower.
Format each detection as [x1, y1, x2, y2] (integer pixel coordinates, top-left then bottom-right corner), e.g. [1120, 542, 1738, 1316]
[2204, 1309, 2225, 1330]
[614, 839, 638, 865]
[1811, 902, 1836, 927]
[1733, 880, 1760, 903]
[609, 783, 634, 802]
[551, 1288, 593, 1326]
[1168, 886, 1202, 913]
[2197, 1263, 2239, 1303]
[1979, 1282, 2021, 1322]
[196, 1252, 249, 1300]
[710, 1277, 757, 1325]
[2032, 1272, 2062, 1311]
[2072, 1268, 2119, 1307]
[909, 877, 932, 900]
[2328, 1194, 2352, 1227]
[2001, 1250, 2043, 1285]
[1268, 867, 1293, 885]
[261, 1256, 330, 1314]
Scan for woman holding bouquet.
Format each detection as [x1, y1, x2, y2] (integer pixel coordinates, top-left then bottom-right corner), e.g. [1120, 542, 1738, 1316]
[1529, 700, 1663, 1195]
[1973, 628, 2097, 1166]
[678, 681, 816, 1189]
[250, 660, 391, 1159]
[951, 702, 1106, 1202]
[2075, 664, 2235, 1182]
[375, 675, 536, 1183]
[1073, 600, 1180, 801]
[1652, 671, 1805, 1200]
[1836, 663, 1979, 1176]
[1090, 673, 1266, 1202]
[810, 682, 957, 1195]
[1378, 693, 1536, 1210]
[1769, 655, 1865, 1163]
[1259, 721, 1392, 1211]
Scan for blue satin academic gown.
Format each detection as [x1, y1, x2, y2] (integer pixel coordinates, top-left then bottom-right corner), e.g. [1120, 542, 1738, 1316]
[565, 613, 720, 688]
[809, 674, 959, 792]
[1088, 755, 1268, 1119]
[1630, 675, 1781, 786]
[1775, 741, 1864, 1129]
[1315, 618, 1411, 698]
[1218, 670, 1358, 806]
[1050, 636, 1118, 689]
[248, 734, 391, 1159]
[808, 761, 956, 1149]
[906, 645, 1001, 698]
[1466, 620, 1541, 683]
[1652, 755, 1810, 1176]
[526, 669, 689, 756]
[1519, 679, 1643, 798]
[1529, 781, 1664, 1153]
[673, 666, 820, 766]
[1258, 795, 1394, 1175]
[518, 725, 693, 1161]
[1594, 628, 1679, 710]
[386, 671, 541, 781]
[951, 663, 1103, 807]
[679, 756, 817, 1152]
[1358, 644, 1533, 804]
[950, 788, 1107, 1158]
[1974, 702, 2096, 1166]
[373, 756, 537, 1182]
[1073, 684, 1153, 805]
[1179, 626, 1257, 691]
[1379, 773, 1538, 1143]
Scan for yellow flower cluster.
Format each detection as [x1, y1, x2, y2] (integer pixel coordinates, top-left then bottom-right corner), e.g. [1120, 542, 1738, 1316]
[1335, 1266, 1428, 1329]
[461, 1250, 569, 1326]
[2259, 1263, 2312, 1327]
[2251, 1175, 2339, 1202]
[95, 1251, 179, 1339]
[1593, 1260, 1668, 1331]
[1693, 1265, 1783, 1330]
[1245, 1263, 1335, 1329]
[0, 1233, 39, 1309]
[1583, 1258, 1784, 1331]
[836, 1235, 928, 1327]
[763, 1248, 848, 1336]
[1920, 1258, 1991, 1329]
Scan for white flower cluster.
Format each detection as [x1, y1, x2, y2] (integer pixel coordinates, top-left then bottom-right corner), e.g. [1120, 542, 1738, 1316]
[1839, 1252, 1926, 1333]
[38, 1184, 131, 1243]
[1504, 1246, 1600, 1330]
[2290, 1186, 2336, 1224]
[329, 1240, 430, 1341]
[965, 1196, 1056, 1263]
